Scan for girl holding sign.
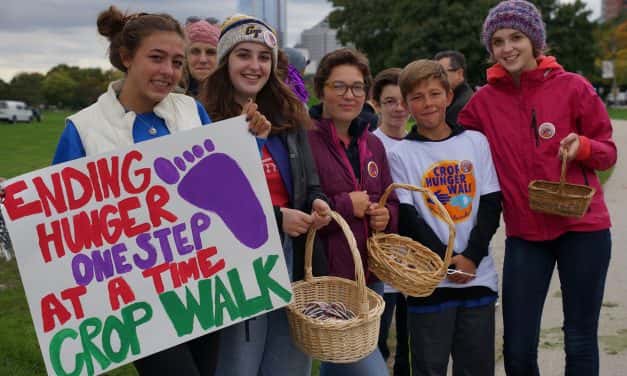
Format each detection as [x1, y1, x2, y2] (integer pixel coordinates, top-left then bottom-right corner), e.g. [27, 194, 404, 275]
[52, 7, 270, 376]
[200, 14, 331, 376]
[53, 7, 270, 163]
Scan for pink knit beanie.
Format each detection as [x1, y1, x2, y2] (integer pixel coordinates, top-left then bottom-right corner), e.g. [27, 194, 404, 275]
[185, 20, 219, 46]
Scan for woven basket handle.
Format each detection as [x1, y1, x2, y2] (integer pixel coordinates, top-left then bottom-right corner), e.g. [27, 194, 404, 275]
[377, 183, 456, 272]
[558, 149, 568, 193]
[304, 210, 369, 317]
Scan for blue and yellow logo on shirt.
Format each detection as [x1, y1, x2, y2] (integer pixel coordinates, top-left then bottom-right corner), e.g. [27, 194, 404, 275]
[422, 160, 475, 222]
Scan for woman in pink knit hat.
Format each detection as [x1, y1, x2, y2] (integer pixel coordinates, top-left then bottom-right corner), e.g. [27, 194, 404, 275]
[183, 19, 220, 97]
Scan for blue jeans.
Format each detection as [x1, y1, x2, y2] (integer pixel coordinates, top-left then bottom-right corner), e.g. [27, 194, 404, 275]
[214, 234, 310, 376]
[320, 281, 389, 376]
[502, 230, 611, 376]
[214, 308, 311, 376]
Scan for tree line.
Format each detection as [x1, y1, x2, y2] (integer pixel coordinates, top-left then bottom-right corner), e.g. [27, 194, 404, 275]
[329, 0, 626, 91]
[1, 0, 625, 109]
[0, 65, 122, 109]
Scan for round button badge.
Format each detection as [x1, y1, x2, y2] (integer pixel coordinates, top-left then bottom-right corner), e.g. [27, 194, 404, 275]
[367, 161, 379, 178]
[538, 122, 556, 140]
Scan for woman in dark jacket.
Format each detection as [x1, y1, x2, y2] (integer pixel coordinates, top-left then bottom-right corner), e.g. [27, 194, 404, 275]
[307, 48, 399, 376]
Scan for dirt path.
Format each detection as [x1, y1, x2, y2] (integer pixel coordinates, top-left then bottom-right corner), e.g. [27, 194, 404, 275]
[493, 119, 627, 375]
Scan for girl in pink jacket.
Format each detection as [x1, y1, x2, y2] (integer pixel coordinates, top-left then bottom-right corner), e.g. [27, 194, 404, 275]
[458, 1, 616, 375]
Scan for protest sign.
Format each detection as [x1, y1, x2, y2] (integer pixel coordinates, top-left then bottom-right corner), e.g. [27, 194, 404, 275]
[1, 116, 291, 375]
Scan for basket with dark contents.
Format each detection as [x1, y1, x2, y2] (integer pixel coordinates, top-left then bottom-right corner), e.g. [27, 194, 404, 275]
[286, 211, 385, 363]
[368, 183, 455, 297]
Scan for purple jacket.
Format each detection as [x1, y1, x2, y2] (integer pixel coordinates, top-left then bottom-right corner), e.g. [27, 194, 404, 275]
[308, 105, 399, 283]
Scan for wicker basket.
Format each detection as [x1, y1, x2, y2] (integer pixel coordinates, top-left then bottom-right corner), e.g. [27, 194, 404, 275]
[528, 153, 596, 218]
[285, 211, 385, 363]
[367, 183, 456, 297]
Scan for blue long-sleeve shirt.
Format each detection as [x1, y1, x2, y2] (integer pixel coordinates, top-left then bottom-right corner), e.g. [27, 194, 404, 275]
[53, 101, 211, 163]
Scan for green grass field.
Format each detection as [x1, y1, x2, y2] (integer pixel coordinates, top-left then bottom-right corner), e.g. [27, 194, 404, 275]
[0, 111, 68, 178]
[0, 112, 139, 375]
[608, 107, 627, 120]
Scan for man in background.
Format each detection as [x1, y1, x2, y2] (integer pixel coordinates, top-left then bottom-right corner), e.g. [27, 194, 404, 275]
[435, 50, 473, 126]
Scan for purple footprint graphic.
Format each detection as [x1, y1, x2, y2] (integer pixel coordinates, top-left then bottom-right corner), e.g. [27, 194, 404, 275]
[153, 139, 268, 249]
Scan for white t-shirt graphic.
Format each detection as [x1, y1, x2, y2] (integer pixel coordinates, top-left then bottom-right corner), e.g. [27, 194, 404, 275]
[388, 130, 500, 292]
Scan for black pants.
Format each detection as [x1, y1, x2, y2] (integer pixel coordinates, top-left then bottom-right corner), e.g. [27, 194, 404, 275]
[408, 302, 495, 376]
[133, 332, 219, 376]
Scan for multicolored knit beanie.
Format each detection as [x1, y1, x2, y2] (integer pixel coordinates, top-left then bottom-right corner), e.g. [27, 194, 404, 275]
[482, 0, 546, 55]
[217, 14, 278, 67]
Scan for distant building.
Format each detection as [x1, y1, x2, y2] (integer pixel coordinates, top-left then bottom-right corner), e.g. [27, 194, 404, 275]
[601, 0, 626, 22]
[296, 19, 347, 74]
[238, 0, 287, 47]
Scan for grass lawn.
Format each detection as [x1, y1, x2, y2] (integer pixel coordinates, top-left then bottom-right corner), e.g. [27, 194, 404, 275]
[608, 107, 627, 120]
[0, 111, 140, 375]
[0, 111, 69, 178]
[598, 167, 614, 185]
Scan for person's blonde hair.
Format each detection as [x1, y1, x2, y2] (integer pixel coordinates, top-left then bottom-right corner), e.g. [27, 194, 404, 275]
[399, 60, 450, 100]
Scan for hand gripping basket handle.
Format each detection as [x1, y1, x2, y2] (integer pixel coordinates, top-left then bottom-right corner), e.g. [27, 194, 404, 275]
[377, 183, 456, 272]
[304, 211, 369, 318]
[558, 149, 568, 194]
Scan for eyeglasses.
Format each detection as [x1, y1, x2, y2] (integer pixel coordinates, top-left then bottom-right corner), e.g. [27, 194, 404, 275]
[185, 16, 220, 26]
[324, 81, 367, 97]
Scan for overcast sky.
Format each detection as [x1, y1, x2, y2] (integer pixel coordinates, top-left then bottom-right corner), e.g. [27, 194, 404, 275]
[0, 0, 600, 82]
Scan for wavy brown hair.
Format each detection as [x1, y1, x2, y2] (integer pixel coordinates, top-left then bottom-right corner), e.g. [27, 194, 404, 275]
[200, 56, 311, 134]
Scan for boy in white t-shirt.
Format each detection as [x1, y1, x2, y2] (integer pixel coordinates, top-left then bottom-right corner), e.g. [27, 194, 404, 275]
[388, 59, 502, 376]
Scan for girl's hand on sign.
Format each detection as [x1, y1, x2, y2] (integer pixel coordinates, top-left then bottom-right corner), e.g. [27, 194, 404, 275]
[243, 100, 271, 139]
[447, 254, 476, 284]
[280, 207, 313, 237]
[559, 133, 580, 161]
[366, 203, 389, 231]
[311, 199, 331, 230]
